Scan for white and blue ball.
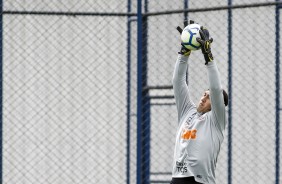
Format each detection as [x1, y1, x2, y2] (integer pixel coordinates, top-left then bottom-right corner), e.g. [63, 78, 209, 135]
[181, 23, 201, 51]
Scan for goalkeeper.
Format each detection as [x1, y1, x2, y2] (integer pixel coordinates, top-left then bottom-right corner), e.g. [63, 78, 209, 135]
[170, 20, 228, 184]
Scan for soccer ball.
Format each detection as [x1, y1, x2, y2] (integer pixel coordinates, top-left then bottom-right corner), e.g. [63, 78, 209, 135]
[181, 24, 201, 51]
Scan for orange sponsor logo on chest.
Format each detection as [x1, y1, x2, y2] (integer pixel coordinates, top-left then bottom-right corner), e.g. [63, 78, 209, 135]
[181, 129, 197, 140]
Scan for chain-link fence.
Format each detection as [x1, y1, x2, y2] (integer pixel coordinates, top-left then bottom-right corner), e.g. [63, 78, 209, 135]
[2, 0, 281, 184]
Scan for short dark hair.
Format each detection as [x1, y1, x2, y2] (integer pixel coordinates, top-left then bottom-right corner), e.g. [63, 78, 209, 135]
[207, 89, 228, 106]
[222, 89, 228, 106]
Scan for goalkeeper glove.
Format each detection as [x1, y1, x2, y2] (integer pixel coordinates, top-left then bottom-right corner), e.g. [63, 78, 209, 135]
[176, 19, 193, 56]
[196, 26, 214, 65]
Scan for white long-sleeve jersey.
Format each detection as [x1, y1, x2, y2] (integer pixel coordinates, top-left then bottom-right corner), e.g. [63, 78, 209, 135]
[171, 55, 227, 184]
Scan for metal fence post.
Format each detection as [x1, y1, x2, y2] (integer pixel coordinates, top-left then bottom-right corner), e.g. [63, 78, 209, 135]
[227, 1, 233, 184]
[127, 0, 133, 183]
[137, 0, 150, 184]
[275, 1, 281, 184]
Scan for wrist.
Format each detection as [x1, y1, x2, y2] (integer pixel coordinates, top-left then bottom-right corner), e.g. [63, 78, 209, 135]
[178, 46, 191, 56]
[204, 52, 213, 65]
[178, 54, 190, 61]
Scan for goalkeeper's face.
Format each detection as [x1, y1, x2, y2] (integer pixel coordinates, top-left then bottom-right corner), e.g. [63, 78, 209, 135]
[197, 90, 211, 113]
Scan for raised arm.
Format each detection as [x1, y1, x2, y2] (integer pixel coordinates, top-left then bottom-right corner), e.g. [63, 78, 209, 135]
[172, 55, 195, 122]
[172, 20, 196, 122]
[197, 26, 227, 131]
[207, 61, 226, 131]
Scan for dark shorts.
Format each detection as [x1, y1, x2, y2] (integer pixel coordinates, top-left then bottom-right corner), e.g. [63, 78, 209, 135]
[170, 177, 202, 184]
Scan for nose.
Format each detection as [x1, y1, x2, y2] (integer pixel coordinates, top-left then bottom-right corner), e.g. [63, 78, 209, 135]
[201, 98, 205, 103]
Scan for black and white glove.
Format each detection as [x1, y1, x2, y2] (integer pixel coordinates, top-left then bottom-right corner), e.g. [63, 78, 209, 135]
[176, 20, 193, 56]
[196, 26, 214, 65]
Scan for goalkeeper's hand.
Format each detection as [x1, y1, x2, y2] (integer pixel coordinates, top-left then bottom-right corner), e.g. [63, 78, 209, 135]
[196, 26, 214, 65]
[176, 20, 193, 56]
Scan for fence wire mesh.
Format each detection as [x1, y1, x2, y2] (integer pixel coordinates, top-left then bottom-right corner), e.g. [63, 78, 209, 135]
[3, 1, 136, 183]
[2, 0, 281, 184]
